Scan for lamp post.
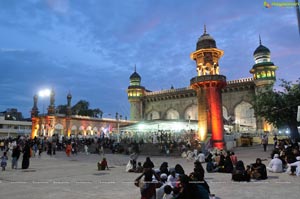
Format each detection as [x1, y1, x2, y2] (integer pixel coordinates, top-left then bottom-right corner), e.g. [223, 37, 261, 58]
[38, 89, 51, 137]
[38, 89, 51, 116]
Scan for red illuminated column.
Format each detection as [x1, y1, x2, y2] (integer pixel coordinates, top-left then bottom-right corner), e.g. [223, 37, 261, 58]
[208, 83, 224, 149]
[197, 88, 208, 141]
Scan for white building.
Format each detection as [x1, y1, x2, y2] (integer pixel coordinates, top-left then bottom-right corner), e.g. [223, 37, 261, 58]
[0, 116, 32, 137]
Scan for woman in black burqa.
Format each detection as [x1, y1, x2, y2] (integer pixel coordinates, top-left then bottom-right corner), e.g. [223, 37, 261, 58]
[22, 141, 31, 169]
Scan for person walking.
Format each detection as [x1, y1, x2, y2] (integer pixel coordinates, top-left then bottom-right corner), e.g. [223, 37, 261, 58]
[21, 142, 31, 169]
[11, 145, 21, 169]
[1, 151, 8, 171]
[261, 134, 268, 152]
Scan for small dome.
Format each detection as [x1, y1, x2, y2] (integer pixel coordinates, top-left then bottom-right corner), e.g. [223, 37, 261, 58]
[196, 33, 216, 50]
[130, 71, 141, 80]
[253, 44, 270, 55]
[196, 26, 217, 50]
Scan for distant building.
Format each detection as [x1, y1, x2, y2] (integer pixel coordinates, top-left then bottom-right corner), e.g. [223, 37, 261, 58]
[0, 109, 32, 137]
[0, 108, 24, 121]
[30, 92, 134, 138]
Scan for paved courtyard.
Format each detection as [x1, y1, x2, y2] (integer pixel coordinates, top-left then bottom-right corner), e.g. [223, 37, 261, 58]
[0, 145, 299, 199]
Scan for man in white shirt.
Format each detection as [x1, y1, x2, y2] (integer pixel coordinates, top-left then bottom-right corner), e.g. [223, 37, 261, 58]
[267, 154, 283, 173]
[288, 156, 300, 176]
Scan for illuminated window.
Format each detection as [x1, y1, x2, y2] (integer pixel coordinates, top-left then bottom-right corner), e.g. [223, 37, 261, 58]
[272, 71, 275, 77]
[261, 71, 266, 78]
[256, 72, 261, 78]
[267, 71, 271, 77]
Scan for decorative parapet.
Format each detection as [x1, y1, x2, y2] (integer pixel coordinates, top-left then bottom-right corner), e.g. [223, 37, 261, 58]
[145, 87, 190, 96]
[227, 77, 253, 85]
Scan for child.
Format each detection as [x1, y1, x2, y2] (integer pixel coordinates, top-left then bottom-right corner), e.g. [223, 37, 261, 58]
[98, 158, 109, 170]
[1, 152, 8, 171]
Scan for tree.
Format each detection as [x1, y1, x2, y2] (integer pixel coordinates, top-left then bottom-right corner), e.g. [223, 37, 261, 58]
[253, 79, 300, 140]
[56, 105, 67, 114]
[55, 100, 103, 118]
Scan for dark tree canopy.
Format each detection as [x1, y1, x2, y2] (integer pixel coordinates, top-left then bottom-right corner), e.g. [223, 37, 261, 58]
[56, 100, 103, 118]
[253, 79, 300, 140]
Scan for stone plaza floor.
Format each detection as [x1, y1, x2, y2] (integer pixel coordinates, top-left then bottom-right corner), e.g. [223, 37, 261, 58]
[0, 145, 299, 199]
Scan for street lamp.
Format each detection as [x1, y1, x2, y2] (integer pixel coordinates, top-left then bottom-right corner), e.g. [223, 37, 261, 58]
[38, 89, 51, 116]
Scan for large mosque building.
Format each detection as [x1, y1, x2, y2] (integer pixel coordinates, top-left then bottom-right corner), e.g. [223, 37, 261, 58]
[127, 27, 278, 144]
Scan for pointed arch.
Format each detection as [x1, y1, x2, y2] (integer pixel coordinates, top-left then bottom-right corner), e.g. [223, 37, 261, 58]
[184, 104, 198, 120]
[147, 110, 160, 120]
[165, 109, 180, 120]
[223, 106, 229, 120]
[234, 101, 256, 131]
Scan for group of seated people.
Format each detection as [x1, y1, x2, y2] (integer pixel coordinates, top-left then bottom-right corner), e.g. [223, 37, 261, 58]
[268, 139, 300, 176]
[204, 142, 300, 181]
[205, 150, 236, 174]
[134, 157, 211, 199]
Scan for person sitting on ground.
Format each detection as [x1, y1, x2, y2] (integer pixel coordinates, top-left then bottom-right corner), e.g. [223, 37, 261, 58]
[287, 156, 300, 176]
[232, 160, 250, 182]
[159, 162, 169, 176]
[134, 169, 162, 199]
[167, 170, 179, 188]
[174, 174, 210, 199]
[98, 157, 109, 170]
[230, 152, 238, 166]
[267, 154, 283, 173]
[223, 151, 234, 173]
[130, 152, 139, 169]
[135, 162, 143, 173]
[174, 164, 185, 175]
[250, 158, 268, 180]
[189, 161, 210, 194]
[206, 159, 215, 173]
[156, 173, 169, 199]
[196, 150, 206, 163]
[143, 157, 154, 171]
[162, 185, 173, 199]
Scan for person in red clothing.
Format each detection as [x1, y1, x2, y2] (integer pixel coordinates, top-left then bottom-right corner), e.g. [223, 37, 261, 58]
[65, 143, 72, 157]
[98, 157, 109, 170]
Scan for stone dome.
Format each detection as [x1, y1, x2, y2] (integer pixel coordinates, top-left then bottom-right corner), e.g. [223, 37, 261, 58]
[130, 71, 141, 80]
[253, 44, 270, 55]
[196, 26, 217, 50]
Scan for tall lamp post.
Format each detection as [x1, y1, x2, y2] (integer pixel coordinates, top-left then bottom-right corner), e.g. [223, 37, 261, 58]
[38, 89, 51, 116]
[38, 89, 51, 136]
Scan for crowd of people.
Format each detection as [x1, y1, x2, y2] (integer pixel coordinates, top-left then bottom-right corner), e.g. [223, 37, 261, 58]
[129, 137, 300, 199]
[1, 134, 300, 199]
[134, 157, 211, 199]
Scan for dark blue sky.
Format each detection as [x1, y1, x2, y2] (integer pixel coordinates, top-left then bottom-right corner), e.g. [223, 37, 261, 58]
[0, 0, 299, 118]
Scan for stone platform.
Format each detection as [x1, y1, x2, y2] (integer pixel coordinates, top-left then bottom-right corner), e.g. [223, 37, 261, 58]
[0, 145, 299, 199]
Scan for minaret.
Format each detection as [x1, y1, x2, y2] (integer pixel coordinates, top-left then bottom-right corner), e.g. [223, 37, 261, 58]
[47, 89, 56, 115]
[190, 26, 226, 149]
[127, 66, 145, 121]
[66, 92, 72, 137]
[66, 92, 72, 117]
[31, 94, 39, 117]
[250, 35, 278, 93]
[250, 36, 278, 133]
[31, 94, 39, 138]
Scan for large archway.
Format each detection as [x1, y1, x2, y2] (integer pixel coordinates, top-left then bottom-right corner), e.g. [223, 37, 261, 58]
[184, 104, 198, 120]
[147, 110, 160, 120]
[165, 109, 180, 120]
[54, 123, 64, 136]
[234, 101, 256, 132]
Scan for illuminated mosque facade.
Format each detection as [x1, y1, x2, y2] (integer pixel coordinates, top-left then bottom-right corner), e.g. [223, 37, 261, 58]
[127, 27, 278, 148]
